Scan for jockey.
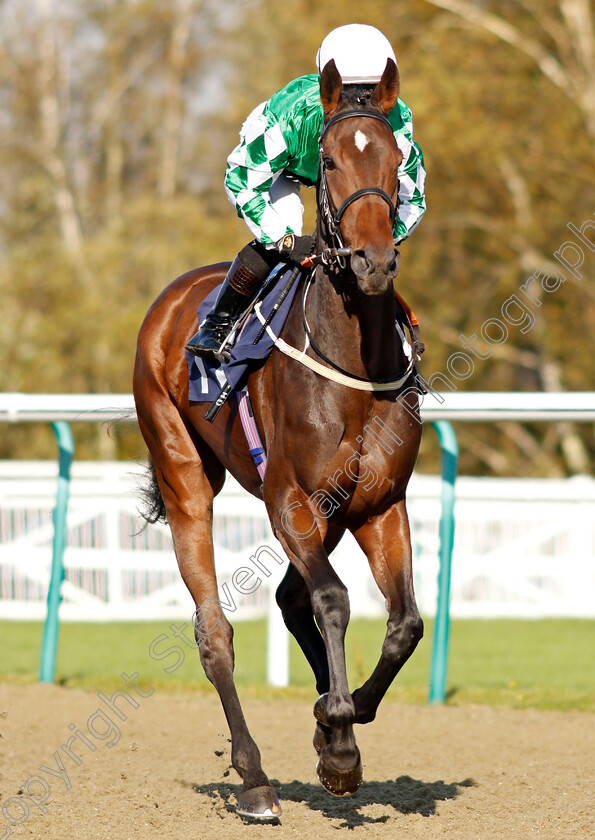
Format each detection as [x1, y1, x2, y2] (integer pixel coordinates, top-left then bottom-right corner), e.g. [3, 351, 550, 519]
[187, 23, 427, 361]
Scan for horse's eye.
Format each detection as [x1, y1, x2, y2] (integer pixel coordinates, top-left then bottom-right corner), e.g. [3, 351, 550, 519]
[323, 156, 336, 171]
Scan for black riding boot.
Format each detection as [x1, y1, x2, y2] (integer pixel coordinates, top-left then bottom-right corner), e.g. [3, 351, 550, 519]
[186, 256, 265, 362]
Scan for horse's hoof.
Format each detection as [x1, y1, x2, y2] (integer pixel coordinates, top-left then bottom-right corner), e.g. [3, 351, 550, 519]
[313, 721, 331, 755]
[313, 693, 329, 726]
[316, 749, 363, 797]
[236, 785, 282, 820]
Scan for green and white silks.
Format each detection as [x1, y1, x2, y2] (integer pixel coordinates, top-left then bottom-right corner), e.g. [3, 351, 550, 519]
[224, 74, 426, 248]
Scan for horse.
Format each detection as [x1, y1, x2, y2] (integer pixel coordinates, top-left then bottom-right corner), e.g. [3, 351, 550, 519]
[133, 57, 424, 820]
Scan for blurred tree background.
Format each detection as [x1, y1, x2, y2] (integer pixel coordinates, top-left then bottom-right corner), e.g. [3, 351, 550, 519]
[0, 0, 593, 475]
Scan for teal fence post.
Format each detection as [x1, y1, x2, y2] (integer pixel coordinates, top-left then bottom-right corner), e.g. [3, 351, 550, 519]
[39, 421, 74, 683]
[428, 420, 458, 704]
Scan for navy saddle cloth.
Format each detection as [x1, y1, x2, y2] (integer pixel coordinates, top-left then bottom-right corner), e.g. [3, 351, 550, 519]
[186, 267, 301, 403]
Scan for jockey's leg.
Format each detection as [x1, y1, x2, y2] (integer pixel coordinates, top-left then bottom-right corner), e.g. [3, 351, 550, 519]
[186, 240, 277, 362]
[187, 176, 304, 363]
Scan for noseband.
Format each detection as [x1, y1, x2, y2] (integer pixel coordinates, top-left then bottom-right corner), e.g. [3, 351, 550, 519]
[318, 110, 398, 253]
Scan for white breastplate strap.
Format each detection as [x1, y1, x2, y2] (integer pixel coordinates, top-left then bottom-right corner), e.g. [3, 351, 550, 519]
[254, 304, 415, 392]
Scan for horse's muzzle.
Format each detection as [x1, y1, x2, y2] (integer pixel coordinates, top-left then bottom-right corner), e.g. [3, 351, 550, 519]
[351, 246, 400, 295]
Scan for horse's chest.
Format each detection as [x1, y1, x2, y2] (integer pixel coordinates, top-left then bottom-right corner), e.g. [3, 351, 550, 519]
[292, 412, 417, 518]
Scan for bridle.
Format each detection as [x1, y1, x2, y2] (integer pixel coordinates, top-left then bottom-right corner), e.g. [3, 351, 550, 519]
[293, 108, 414, 387]
[247, 107, 414, 394]
[317, 109, 399, 264]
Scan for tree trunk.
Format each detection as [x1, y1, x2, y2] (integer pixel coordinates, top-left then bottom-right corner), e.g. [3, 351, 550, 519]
[158, 0, 196, 200]
[35, 0, 91, 286]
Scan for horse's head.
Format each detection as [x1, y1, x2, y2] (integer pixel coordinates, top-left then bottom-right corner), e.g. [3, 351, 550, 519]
[319, 58, 403, 296]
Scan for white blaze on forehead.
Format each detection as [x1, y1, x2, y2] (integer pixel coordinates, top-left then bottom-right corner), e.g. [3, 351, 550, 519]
[354, 129, 369, 152]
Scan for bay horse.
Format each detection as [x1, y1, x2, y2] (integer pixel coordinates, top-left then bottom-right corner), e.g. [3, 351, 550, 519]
[133, 57, 424, 820]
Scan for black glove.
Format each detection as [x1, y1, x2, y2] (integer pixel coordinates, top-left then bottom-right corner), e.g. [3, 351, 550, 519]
[276, 233, 315, 265]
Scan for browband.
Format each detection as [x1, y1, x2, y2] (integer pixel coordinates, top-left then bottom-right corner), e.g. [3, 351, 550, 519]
[319, 109, 394, 142]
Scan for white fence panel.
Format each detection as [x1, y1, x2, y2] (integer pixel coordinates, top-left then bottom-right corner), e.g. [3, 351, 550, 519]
[0, 462, 594, 620]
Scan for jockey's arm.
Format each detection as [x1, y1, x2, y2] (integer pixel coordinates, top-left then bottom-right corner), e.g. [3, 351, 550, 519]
[388, 97, 426, 245]
[393, 134, 427, 246]
[224, 103, 296, 248]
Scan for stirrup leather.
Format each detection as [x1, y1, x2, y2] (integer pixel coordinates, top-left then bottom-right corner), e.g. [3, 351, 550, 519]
[186, 258, 266, 361]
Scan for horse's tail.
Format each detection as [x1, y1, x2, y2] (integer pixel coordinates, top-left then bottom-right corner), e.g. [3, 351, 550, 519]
[138, 458, 167, 525]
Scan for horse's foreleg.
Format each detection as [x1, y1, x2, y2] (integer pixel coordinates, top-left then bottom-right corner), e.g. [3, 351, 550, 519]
[350, 500, 424, 724]
[269, 492, 361, 795]
[136, 410, 280, 819]
[276, 526, 346, 761]
[275, 526, 344, 697]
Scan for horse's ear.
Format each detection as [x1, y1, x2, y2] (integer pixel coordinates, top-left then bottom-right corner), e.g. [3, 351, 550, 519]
[320, 58, 343, 118]
[371, 58, 400, 115]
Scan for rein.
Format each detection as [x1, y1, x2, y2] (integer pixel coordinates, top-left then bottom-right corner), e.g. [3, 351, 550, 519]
[254, 298, 415, 393]
[301, 272, 414, 385]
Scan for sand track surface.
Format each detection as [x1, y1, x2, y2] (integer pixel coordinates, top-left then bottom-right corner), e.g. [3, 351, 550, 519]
[0, 684, 592, 839]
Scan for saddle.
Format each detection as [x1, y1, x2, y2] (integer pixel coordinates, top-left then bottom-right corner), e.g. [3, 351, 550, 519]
[186, 266, 427, 419]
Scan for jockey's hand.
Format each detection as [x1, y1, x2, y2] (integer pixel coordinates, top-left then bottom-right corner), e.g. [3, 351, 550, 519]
[276, 233, 315, 265]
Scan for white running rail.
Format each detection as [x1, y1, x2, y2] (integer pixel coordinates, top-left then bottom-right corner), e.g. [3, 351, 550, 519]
[1, 391, 595, 422]
[1, 392, 594, 688]
[1, 462, 593, 621]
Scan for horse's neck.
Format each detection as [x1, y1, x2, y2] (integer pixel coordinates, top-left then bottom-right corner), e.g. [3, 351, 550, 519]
[306, 265, 404, 381]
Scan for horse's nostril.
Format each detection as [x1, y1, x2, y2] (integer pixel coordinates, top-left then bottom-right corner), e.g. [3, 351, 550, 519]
[352, 250, 370, 271]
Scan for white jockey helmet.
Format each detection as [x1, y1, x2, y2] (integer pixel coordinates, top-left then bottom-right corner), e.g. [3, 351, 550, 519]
[316, 24, 397, 84]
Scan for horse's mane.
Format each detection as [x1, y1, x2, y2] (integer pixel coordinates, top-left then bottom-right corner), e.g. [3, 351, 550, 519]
[339, 84, 376, 110]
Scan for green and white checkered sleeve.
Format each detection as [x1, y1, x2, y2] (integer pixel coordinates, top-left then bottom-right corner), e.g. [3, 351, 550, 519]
[394, 131, 427, 245]
[224, 103, 292, 246]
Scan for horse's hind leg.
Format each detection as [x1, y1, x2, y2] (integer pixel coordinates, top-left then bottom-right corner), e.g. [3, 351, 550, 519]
[275, 526, 345, 755]
[276, 564, 330, 694]
[276, 561, 335, 758]
[350, 500, 424, 723]
[135, 400, 281, 819]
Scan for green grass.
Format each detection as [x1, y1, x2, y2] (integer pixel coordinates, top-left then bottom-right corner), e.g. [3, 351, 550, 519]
[1, 618, 593, 711]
